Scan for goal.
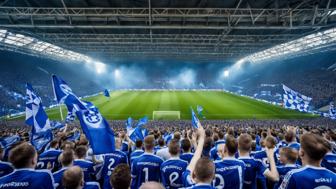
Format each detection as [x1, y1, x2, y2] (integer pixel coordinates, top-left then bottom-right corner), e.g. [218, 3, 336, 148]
[152, 111, 181, 120]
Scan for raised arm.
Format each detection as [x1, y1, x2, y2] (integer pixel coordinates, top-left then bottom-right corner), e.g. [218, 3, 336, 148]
[264, 147, 279, 181]
[187, 122, 205, 172]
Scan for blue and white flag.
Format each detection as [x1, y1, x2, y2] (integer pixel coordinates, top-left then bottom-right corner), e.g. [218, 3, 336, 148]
[104, 89, 110, 97]
[50, 121, 65, 131]
[125, 117, 133, 130]
[0, 135, 20, 149]
[67, 131, 81, 142]
[282, 84, 312, 112]
[25, 83, 53, 151]
[127, 127, 144, 143]
[31, 130, 53, 152]
[136, 116, 148, 127]
[163, 133, 173, 144]
[191, 107, 200, 128]
[329, 102, 336, 120]
[197, 105, 205, 119]
[75, 105, 115, 155]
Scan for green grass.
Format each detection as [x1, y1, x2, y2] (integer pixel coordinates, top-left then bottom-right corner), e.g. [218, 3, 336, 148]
[10, 90, 316, 120]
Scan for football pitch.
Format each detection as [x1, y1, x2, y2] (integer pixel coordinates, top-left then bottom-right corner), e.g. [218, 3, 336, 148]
[44, 90, 315, 120]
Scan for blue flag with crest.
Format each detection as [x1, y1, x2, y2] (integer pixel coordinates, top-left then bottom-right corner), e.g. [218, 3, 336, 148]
[75, 103, 115, 155]
[25, 83, 53, 151]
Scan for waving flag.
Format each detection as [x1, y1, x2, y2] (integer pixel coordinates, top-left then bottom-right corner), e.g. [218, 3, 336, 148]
[25, 83, 53, 151]
[197, 105, 205, 119]
[67, 130, 81, 142]
[126, 117, 133, 130]
[191, 107, 200, 128]
[163, 133, 173, 144]
[104, 89, 110, 97]
[0, 135, 20, 149]
[75, 104, 115, 155]
[136, 116, 148, 127]
[50, 121, 65, 131]
[127, 127, 144, 143]
[330, 102, 336, 120]
[282, 84, 312, 112]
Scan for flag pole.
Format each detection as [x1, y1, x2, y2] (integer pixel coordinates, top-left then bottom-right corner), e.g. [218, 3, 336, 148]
[51, 75, 64, 121]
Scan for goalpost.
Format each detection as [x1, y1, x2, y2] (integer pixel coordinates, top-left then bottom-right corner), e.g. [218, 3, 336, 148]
[152, 111, 181, 120]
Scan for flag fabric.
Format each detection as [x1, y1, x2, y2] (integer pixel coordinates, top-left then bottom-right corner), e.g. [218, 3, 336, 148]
[191, 107, 200, 128]
[31, 130, 53, 152]
[75, 105, 115, 155]
[126, 117, 133, 130]
[67, 131, 81, 142]
[127, 127, 144, 143]
[25, 83, 53, 151]
[163, 133, 173, 144]
[50, 121, 65, 131]
[330, 102, 336, 120]
[136, 116, 148, 127]
[282, 84, 312, 112]
[104, 89, 110, 97]
[197, 105, 205, 118]
[0, 135, 20, 149]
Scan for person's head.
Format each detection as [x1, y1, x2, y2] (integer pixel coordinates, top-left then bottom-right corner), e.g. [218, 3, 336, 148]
[285, 130, 296, 143]
[224, 135, 238, 156]
[192, 157, 215, 184]
[279, 147, 298, 165]
[60, 149, 74, 167]
[62, 166, 84, 189]
[173, 132, 181, 141]
[110, 164, 131, 189]
[144, 135, 155, 152]
[299, 133, 329, 166]
[135, 140, 143, 149]
[264, 136, 277, 149]
[9, 142, 37, 169]
[158, 137, 165, 147]
[218, 130, 225, 140]
[119, 132, 126, 140]
[180, 139, 191, 153]
[74, 145, 87, 159]
[61, 141, 75, 151]
[238, 134, 252, 153]
[50, 140, 59, 149]
[139, 182, 165, 189]
[168, 139, 180, 157]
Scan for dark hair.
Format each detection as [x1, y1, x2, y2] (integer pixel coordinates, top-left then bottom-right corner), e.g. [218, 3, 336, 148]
[168, 139, 180, 156]
[9, 142, 36, 169]
[60, 149, 74, 167]
[300, 133, 329, 161]
[74, 145, 87, 159]
[50, 140, 59, 148]
[180, 139, 191, 152]
[194, 157, 215, 182]
[285, 130, 295, 143]
[225, 135, 238, 155]
[158, 137, 165, 147]
[110, 164, 131, 189]
[135, 140, 143, 149]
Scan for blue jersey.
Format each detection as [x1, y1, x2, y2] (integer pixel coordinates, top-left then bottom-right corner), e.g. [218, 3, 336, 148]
[321, 152, 336, 173]
[238, 156, 268, 189]
[210, 147, 220, 161]
[131, 153, 163, 189]
[37, 149, 62, 170]
[121, 141, 129, 153]
[160, 158, 188, 189]
[213, 157, 246, 189]
[180, 153, 194, 163]
[215, 140, 225, 147]
[74, 159, 95, 181]
[0, 161, 14, 178]
[273, 164, 300, 189]
[185, 183, 215, 189]
[182, 169, 194, 187]
[100, 150, 128, 189]
[0, 168, 54, 189]
[130, 149, 144, 163]
[279, 165, 336, 189]
[84, 181, 100, 189]
[53, 167, 69, 189]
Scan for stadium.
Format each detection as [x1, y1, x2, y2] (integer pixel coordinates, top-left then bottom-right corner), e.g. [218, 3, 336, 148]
[0, 0, 336, 189]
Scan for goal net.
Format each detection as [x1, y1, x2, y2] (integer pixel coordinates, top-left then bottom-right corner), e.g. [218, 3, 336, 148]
[152, 111, 181, 120]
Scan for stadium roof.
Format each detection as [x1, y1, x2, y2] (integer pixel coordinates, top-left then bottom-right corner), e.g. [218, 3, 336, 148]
[0, 0, 336, 62]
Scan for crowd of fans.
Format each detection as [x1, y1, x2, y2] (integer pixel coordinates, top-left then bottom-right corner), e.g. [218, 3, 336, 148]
[0, 118, 336, 189]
